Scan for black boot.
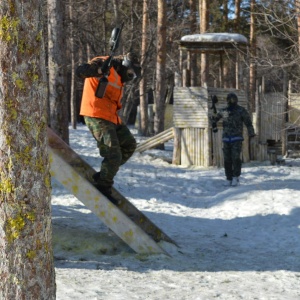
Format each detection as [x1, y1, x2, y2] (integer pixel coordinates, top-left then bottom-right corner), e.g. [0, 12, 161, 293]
[92, 172, 119, 205]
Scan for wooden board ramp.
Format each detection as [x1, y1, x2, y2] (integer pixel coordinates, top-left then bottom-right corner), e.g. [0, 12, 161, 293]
[135, 127, 174, 153]
[48, 128, 177, 255]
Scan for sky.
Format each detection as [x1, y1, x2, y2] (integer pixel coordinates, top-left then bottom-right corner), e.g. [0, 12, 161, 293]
[51, 124, 300, 300]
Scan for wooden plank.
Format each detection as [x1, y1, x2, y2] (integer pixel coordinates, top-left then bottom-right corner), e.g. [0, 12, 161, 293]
[49, 148, 166, 255]
[48, 128, 177, 248]
[180, 128, 208, 166]
[172, 128, 181, 165]
[173, 86, 209, 128]
[135, 128, 174, 153]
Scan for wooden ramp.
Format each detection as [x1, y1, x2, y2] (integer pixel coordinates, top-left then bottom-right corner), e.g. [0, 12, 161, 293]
[135, 127, 174, 153]
[48, 128, 176, 255]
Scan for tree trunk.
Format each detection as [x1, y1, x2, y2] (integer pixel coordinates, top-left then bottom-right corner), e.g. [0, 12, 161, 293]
[249, 0, 257, 112]
[296, 0, 300, 53]
[235, 0, 241, 89]
[48, 0, 69, 143]
[235, 0, 241, 32]
[139, 0, 149, 136]
[189, 0, 198, 86]
[199, 0, 209, 87]
[0, 2, 56, 299]
[223, 0, 229, 88]
[155, 0, 167, 136]
[69, 0, 77, 129]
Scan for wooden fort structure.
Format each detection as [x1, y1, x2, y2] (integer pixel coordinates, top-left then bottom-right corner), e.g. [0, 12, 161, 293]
[136, 34, 300, 165]
[172, 33, 250, 167]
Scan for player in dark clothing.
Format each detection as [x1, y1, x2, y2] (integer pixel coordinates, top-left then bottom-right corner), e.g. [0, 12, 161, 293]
[212, 93, 255, 186]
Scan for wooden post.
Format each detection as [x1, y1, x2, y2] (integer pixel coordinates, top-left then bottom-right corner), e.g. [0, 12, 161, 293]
[268, 150, 277, 165]
[175, 72, 181, 87]
[187, 50, 191, 87]
[235, 50, 240, 89]
[255, 79, 261, 142]
[219, 53, 223, 88]
[179, 49, 183, 86]
[182, 69, 187, 87]
[172, 127, 181, 165]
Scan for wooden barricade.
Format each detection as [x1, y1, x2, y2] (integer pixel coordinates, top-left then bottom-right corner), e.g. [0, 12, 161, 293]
[135, 127, 174, 153]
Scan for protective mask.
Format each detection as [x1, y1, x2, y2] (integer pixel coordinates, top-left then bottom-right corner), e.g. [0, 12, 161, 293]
[122, 53, 141, 79]
[118, 65, 136, 83]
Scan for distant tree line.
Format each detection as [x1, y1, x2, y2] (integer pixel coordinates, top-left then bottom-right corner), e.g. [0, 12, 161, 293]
[46, 0, 300, 139]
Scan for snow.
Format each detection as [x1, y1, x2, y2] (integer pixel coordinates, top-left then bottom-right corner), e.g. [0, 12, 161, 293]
[53, 124, 300, 300]
[181, 33, 248, 44]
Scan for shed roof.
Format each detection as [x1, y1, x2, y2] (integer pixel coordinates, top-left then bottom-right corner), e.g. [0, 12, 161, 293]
[179, 33, 248, 52]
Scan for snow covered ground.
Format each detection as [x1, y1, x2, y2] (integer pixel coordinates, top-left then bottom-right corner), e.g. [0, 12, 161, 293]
[52, 124, 300, 300]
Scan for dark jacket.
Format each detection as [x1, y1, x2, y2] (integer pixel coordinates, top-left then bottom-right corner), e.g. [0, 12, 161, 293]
[213, 104, 255, 143]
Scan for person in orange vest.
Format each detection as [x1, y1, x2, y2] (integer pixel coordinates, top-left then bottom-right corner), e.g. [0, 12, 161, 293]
[76, 52, 141, 204]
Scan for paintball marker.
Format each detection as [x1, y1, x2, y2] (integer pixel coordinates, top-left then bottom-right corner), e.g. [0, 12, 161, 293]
[210, 95, 218, 133]
[95, 22, 124, 98]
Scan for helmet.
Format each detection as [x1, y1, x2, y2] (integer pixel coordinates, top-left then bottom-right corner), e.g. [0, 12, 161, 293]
[226, 93, 238, 106]
[122, 52, 141, 79]
[122, 52, 140, 69]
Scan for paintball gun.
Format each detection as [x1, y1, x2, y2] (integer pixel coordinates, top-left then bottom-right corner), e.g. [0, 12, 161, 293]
[210, 95, 219, 133]
[95, 22, 124, 98]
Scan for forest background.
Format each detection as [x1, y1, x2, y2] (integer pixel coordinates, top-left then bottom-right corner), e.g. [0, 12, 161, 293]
[47, 0, 300, 143]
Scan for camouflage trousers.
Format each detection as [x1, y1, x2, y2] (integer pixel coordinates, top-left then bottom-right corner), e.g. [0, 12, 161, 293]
[84, 117, 136, 187]
[222, 141, 243, 180]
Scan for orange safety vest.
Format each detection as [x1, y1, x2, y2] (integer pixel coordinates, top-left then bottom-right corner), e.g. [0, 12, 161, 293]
[80, 56, 123, 124]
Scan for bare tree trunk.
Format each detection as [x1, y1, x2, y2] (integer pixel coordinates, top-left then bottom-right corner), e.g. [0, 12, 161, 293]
[0, 2, 56, 299]
[223, 0, 229, 88]
[199, 0, 209, 87]
[102, 1, 108, 54]
[235, 0, 241, 89]
[235, 0, 241, 32]
[69, 0, 76, 129]
[112, 0, 120, 22]
[296, 0, 300, 53]
[48, 0, 69, 143]
[223, 0, 228, 30]
[189, 0, 198, 86]
[249, 0, 257, 112]
[139, 0, 149, 135]
[155, 0, 167, 135]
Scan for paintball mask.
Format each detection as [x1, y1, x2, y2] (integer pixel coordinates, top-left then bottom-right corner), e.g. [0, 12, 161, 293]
[226, 93, 238, 107]
[120, 52, 141, 82]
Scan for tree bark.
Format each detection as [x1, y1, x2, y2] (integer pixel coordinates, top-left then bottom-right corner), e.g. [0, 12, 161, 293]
[189, 0, 198, 86]
[155, 0, 167, 136]
[139, 0, 149, 135]
[249, 0, 257, 112]
[296, 0, 300, 54]
[48, 0, 69, 143]
[223, 0, 229, 88]
[235, 0, 241, 89]
[69, 0, 77, 129]
[199, 0, 209, 87]
[235, 0, 241, 32]
[0, 1, 56, 299]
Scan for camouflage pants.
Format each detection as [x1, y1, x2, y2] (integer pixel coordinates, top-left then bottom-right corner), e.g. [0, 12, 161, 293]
[84, 117, 136, 187]
[222, 141, 243, 180]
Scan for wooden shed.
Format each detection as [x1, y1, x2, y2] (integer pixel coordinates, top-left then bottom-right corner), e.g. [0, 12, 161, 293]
[173, 33, 250, 167]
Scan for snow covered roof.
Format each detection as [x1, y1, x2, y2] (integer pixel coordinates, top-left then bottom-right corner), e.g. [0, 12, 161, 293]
[181, 33, 248, 44]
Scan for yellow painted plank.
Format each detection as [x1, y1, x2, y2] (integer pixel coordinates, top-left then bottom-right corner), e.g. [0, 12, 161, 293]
[49, 148, 167, 255]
